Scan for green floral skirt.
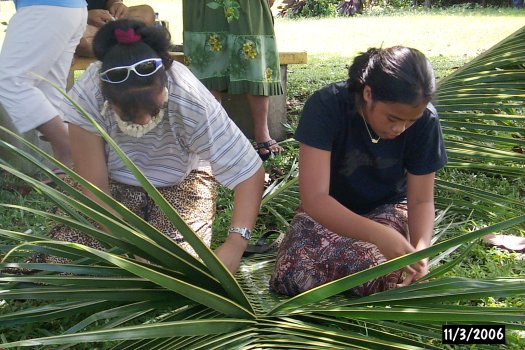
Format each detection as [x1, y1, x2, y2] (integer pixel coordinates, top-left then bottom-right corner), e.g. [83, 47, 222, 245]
[183, 0, 283, 96]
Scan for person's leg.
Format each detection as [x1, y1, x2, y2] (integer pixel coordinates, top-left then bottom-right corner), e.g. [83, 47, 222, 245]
[146, 168, 218, 257]
[32, 175, 106, 264]
[39, 8, 86, 168]
[228, 0, 284, 158]
[212, 84, 282, 160]
[0, 6, 86, 169]
[270, 206, 408, 297]
[246, 94, 283, 158]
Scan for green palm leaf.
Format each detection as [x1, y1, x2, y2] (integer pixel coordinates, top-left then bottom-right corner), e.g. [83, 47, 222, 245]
[436, 25, 525, 178]
[0, 319, 255, 348]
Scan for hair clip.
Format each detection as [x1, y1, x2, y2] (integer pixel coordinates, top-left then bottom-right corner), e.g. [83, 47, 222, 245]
[115, 28, 141, 44]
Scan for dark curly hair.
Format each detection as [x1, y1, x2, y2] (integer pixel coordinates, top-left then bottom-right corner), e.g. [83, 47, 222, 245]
[348, 46, 436, 109]
[93, 19, 173, 121]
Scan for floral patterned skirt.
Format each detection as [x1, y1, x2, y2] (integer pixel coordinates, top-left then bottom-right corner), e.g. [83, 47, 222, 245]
[34, 168, 217, 264]
[270, 204, 409, 297]
[182, 0, 283, 96]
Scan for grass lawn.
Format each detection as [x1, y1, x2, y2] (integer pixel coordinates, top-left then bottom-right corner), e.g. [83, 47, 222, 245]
[275, 10, 525, 58]
[1, 2, 524, 58]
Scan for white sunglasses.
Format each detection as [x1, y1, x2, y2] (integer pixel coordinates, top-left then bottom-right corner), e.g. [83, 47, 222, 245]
[99, 58, 163, 83]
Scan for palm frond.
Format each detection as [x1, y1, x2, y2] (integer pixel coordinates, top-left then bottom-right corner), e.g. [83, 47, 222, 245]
[436, 25, 525, 178]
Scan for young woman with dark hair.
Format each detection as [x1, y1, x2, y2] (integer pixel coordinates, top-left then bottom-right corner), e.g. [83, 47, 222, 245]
[270, 46, 448, 296]
[50, 19, 265, 273]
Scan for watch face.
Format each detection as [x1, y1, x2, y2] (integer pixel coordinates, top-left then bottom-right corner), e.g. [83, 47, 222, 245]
[241, 228, 251, 240]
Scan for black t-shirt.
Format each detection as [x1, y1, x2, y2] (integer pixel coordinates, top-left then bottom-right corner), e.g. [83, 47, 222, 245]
[295, 81, 448, 214]
[87, 0, 106, 10]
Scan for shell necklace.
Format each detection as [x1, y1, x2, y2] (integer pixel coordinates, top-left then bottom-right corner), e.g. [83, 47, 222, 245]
[360, 113, 380, 144]
[101, 88, 168, 138]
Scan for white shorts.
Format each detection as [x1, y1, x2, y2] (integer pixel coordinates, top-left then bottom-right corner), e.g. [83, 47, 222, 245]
[0, 5, 87, 133]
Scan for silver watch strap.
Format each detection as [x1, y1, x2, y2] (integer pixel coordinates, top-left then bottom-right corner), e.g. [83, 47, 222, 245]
[228, 226, 251, 240]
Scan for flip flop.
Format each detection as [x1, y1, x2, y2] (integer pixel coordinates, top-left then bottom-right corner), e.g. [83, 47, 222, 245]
[243, 230, 285, 257]
[254, 139, 282, 161]
[41, 168, 67, 187]
[483, 234, 525, 252]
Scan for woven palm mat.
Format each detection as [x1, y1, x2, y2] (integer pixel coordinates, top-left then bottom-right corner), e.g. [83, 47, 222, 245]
[236, 252, 285, 314]
[236, 252, 350, 314]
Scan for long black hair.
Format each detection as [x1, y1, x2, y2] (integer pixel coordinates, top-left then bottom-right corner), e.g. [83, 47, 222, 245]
[348, 46, 436, 108]
[93, 19, 173, 120]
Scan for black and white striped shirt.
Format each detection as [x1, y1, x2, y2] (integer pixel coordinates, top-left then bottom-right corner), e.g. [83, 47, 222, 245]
[62, 61, 262, 189]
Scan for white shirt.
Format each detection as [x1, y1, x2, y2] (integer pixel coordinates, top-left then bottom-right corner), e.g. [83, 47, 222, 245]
[62, 60, 262, 189]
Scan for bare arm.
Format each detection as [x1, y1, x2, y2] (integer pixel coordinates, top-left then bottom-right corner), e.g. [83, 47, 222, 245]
[402, 171, 436, 283]
[407, 172, 435, 250]
[214, 166, 265, 273]
[69, 124, 111, 206]
[299, 143, 425, 276]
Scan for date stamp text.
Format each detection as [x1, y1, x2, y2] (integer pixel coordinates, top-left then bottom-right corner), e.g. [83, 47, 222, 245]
[442, 325, 505, 345]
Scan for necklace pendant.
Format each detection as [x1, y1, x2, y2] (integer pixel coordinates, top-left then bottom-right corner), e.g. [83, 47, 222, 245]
[371, 138, 379, 144]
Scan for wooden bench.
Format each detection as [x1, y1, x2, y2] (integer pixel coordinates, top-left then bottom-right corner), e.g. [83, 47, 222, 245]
[68, 51, 308, 142]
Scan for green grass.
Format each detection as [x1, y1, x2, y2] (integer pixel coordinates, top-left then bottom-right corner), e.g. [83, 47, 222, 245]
[275, 14, 524, 58]
[0, 177, 53, 236]
[2, 3, 524, 57]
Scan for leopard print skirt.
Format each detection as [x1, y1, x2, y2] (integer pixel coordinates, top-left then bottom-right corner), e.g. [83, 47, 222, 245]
[270, 204, 409, 297]
[36, 168, 217, 264]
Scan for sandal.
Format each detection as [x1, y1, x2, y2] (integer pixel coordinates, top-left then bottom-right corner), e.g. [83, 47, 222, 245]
[243, 230, 285, 257]
[254, 139, 282, 161]
[41, 168, 66, 187]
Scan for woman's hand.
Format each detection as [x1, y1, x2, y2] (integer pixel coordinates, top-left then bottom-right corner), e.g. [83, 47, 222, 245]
[214, 234, 249, 273]
[88, 9, 114, 27]
[397, 258, 428, 287]
[108, 1, 128, 19]
[372, 226, 427, 286]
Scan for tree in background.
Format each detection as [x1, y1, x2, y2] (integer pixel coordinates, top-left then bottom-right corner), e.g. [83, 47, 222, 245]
[272, 0, 517, 17]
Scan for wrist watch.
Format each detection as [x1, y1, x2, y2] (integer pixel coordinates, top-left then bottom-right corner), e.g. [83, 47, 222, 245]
[228, 226, 252, 241]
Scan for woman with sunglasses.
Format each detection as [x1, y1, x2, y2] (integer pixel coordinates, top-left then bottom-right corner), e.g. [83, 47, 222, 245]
[270, 46, 447, 296]
[54, 19, 265, 273]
